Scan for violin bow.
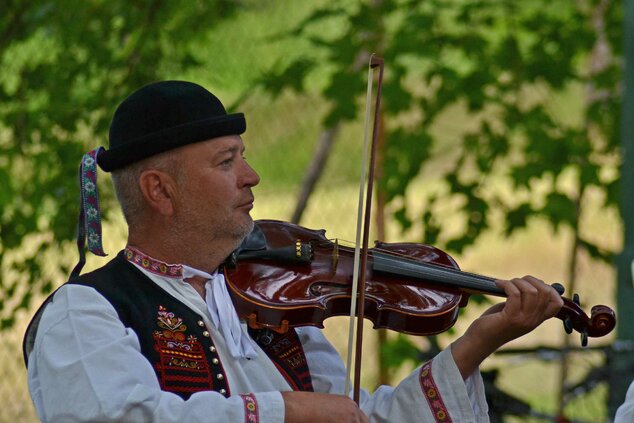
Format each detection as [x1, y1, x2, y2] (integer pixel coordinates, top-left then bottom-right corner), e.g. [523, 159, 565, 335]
[344, 54, 385, 403]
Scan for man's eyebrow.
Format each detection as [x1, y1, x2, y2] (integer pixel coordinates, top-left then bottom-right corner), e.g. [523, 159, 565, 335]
[216, 145, 242, 155]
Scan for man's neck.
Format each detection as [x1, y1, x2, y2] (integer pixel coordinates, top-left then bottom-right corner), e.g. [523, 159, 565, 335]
[182, 275, 208, 299]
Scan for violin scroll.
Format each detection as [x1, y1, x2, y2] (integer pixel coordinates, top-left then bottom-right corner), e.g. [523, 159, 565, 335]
[557, 294, 616, 346]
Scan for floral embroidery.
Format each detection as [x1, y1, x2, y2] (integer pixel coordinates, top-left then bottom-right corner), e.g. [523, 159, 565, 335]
[125, 246, 182, 277]
[152, 306, 214, 394]
[156, 306, 188, 340]
[79, 147, 106, 256]
[241, 393, 259, 423]
[419, 360, 452, 422]
[86, 206, 98, 219]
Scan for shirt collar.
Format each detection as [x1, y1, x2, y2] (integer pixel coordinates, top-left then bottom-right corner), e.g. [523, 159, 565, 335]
[124, 246, 215, 280]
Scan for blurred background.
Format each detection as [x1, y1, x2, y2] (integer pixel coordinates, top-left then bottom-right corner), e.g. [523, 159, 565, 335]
[1, 0, 632, 421]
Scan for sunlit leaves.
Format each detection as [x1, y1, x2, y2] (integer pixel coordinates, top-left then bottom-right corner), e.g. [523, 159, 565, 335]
[248, 0, 622, 372]
[539, 191, 578, 231]
[259, 59, 316, 98]
[0, 0, 237, 329]
[252, 0, 621, 254]
[382, 129, 432, 202]
[505, 202, 534, 236]
[379, 333, 424, 371]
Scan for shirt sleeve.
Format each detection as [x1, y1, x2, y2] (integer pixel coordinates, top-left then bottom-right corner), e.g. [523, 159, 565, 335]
[27, 284, 285, 423]
[615, 380, 634, 423]
[297, 326, 489, 423]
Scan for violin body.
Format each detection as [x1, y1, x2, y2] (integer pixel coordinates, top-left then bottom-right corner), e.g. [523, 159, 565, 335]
[223, 220, 616, 343]
[224, 219, 470, 335]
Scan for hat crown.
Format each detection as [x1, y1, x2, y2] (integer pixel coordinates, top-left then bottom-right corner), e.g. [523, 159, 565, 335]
[109, 81, 227, 149]
[98, 80, 245, 172]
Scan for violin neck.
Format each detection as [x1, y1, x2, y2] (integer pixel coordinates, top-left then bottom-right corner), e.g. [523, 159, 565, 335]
[371, 251, 506, 297]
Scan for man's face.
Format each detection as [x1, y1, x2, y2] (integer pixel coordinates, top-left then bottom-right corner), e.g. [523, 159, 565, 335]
[172, 135, 260, 248]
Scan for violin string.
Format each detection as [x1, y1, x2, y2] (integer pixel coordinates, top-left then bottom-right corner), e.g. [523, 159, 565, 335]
[321, 237, 503, 295]
[371, 251, 505, 296]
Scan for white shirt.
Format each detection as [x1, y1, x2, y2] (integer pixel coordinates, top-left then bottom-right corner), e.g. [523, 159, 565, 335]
[27, 259, 489, 422]
[615, 381, 634, 423]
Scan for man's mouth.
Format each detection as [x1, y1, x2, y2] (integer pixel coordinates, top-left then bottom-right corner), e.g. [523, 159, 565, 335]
[238, 198, 254, 209]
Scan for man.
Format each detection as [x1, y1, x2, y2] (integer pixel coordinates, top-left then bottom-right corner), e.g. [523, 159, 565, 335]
[615, 381, 634, 422]
[24, 80, 563, 422]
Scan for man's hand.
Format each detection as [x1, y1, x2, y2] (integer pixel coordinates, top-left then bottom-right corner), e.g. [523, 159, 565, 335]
[282, 391, 369, 423]
[451, 275, 563, 379]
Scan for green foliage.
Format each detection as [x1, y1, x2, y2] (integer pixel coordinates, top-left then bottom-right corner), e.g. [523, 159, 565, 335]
[0, 4, 623, 402]
[0, 0, 237, 329]
[254, 0, 621, 246]
[249, 0, 622, 372]
[380, 333, 424, 372]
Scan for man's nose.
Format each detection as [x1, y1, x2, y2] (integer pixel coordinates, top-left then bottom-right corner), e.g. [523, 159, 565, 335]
[241, 161, 260, 188]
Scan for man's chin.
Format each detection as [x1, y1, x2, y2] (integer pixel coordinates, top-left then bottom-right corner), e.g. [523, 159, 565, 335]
[232, 218, 255, 246]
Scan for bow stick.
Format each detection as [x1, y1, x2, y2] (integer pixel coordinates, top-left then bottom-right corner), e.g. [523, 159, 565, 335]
[344, 54, 385, 403]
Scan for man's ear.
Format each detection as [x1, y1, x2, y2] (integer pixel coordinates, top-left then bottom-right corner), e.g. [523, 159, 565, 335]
[138, 170, 178, 216]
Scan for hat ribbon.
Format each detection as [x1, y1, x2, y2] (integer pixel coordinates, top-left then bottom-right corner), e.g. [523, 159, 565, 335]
[70, 147, 107, 278]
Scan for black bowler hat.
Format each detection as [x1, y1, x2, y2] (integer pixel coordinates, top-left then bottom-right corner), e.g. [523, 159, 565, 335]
[97, 80, 246, 172]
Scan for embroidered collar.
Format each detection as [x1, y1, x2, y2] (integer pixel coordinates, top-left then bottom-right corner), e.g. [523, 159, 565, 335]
[124, 246, 183, 278]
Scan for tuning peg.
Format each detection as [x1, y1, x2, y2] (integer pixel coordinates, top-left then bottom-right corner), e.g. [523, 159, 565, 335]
[580, 329, 588, 347]
[551, 283, 565, 295]
[563, 294, 581, 336]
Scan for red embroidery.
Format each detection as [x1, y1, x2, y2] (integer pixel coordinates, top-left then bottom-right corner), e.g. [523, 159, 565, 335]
[153, 306, 214, 395]
[252, 329, 314, 391]
[125, 246, 182, 277]
[241, 393, 259, 423]
[419, 361, 452, 422]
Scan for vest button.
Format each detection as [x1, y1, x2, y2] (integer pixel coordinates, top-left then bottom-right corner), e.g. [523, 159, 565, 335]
[219, 389, 227, 395]
[216, 373, 224, 380]
[202, 331, 210, 337]
[197, 320, 205, 327]
[212, 358, 219, 364]
[209, 346, 216, 352]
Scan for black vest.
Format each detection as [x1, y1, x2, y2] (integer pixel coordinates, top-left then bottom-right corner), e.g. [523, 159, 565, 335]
[24, 251, 313, 399]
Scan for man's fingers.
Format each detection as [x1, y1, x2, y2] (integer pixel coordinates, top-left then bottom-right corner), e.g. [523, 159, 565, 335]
[520, 275, 564, 316]
[495, 275, 563, 319]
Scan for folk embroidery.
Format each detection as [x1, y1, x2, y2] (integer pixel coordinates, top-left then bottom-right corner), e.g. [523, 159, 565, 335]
[125, 247, 182, 277]
[79, 147, 106, 257]
[419, 360, 452, 422]
[250, 329, 314, 392]
[153, 306, 214, 394]
[240, 393, 259, 423]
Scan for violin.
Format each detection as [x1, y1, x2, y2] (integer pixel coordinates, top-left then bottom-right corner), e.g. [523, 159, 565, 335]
[223, 219, 616, 346]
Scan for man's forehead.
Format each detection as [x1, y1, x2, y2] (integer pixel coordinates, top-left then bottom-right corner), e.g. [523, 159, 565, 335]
[181, 135, 244, 155]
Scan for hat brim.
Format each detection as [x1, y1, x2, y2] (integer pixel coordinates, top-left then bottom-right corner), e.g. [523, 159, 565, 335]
[97, 113, 246, 172]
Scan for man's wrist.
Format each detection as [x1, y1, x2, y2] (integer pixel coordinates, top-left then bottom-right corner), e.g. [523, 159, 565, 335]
[450, 323, 504, 379]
